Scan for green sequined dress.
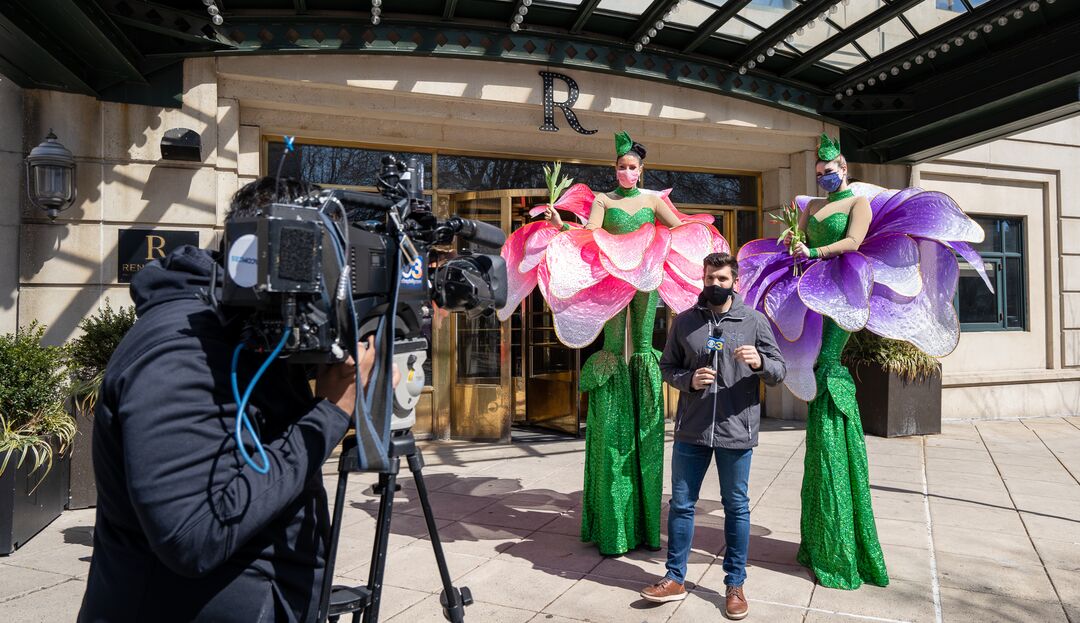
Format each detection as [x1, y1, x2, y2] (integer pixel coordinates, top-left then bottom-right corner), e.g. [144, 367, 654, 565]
[579, 203, 665, 556]
[796, 211, 890, 589]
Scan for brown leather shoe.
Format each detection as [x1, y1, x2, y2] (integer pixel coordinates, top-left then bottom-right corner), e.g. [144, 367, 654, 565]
[640, 577, 687, 603]
[725, 585, 748, 620]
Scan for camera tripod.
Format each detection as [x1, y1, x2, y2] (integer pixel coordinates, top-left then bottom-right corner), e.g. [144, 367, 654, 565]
[316, 430, 473, 623]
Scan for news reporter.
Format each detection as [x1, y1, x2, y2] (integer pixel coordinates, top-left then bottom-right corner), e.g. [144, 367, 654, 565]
[640, 252, 785, 620]
[79, 178, 390, 623]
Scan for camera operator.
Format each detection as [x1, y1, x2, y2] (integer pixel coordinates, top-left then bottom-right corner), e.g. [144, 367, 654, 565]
[79, 177, 395, 623]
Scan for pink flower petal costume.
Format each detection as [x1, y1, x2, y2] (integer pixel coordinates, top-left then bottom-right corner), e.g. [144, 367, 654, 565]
[498, 169, 728, 555]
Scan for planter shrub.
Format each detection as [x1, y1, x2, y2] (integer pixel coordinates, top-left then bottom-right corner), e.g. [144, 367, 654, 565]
[66, 301, 137, 509]
[842, 330, 942, 438]
[0, 322, 74, 554]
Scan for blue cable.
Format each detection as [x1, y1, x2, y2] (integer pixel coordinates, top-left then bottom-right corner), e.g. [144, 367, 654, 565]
[317, 209, 379, 466]
[231, 328, 292, 474]
[374, 255, 400, 449]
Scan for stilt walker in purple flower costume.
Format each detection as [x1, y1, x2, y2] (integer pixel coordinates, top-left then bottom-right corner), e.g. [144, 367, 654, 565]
[737, 134, 992, 589]
[497, 132, 728, 555]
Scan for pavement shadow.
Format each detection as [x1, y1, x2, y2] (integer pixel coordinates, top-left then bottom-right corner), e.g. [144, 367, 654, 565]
[348, 471, 810, 598]
[61, 525, 95, 562]
[62, 526, 94, 547]
[871, 483, 1080, 524]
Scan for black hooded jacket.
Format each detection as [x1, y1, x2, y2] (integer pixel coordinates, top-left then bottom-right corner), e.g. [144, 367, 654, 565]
[78, 246, 351, 622]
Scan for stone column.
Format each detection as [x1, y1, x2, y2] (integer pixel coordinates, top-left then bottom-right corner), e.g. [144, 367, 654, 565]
[0, 74, 23, 334]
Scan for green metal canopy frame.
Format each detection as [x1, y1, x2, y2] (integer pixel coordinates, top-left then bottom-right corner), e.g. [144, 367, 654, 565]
[1, 0, 1078, 164]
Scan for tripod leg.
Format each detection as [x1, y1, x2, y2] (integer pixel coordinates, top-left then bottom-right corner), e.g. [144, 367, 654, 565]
[407, 450, 471, 623]
[318, 468, 351, 622]
[361, 460, 400, 623]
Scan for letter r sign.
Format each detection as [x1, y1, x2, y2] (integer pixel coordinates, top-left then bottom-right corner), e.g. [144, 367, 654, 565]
[539, 71, 597, 135]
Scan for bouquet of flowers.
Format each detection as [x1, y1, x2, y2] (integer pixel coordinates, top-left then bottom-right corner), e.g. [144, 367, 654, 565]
[543, 161, 574, 209]
[768, 200, 805, 275]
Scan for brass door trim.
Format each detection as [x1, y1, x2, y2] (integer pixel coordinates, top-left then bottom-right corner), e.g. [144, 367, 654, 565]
[448, 188, 548, 202]
[441, 191, 516, 442]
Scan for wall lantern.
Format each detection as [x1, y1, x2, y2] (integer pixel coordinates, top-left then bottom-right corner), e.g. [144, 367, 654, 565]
[25, 130, 77, 220]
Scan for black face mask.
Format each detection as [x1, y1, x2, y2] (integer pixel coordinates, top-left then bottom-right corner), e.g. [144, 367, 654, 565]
[703, 285, 733, 306]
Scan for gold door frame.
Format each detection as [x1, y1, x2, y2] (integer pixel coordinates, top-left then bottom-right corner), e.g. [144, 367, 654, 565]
[432, 189, 549, 442]
[523, 278, 583, 437]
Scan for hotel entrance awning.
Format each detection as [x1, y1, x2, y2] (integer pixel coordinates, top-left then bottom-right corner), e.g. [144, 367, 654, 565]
[1, 0, 1077, 163]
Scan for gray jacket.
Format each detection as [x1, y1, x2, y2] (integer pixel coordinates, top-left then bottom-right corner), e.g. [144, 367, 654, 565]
[660, 293, 786, 449]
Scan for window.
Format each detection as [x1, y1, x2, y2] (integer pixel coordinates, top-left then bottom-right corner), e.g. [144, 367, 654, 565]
[956, 216, 1025, 332]
[437, 153, 758, 207]
[436, 155, 614, 192]
[645, 170, 758, 207]
[736, 210, 759, 248]
[267, 141, 432, 189]
[528, 294, 574, 375]
[936, 0, 992, 11]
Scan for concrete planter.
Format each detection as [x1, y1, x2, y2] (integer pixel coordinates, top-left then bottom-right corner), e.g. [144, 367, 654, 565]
[851, 364, 942, 438]
[0, 439, 71, 555]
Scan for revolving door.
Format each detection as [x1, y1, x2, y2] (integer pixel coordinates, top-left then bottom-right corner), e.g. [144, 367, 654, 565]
[440, 189, 583, 441]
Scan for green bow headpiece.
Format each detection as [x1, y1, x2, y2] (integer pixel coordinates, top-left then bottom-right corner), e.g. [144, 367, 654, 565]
[614, 131, 633, 158]
[817, 133, 841, 162]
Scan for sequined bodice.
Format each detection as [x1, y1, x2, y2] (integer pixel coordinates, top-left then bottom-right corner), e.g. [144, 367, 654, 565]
[598, 206, 657, 354]
[806, 211, 849, 247]
[807, 211, 852, 365]
[603, 206, 655, 235]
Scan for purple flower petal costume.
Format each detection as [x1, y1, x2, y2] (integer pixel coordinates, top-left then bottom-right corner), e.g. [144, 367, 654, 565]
[739, 182, 990, 402]
[738, 180, 990, 589]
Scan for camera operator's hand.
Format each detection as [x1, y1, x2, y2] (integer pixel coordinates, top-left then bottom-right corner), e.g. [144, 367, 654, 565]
[315, 336, 400, 415]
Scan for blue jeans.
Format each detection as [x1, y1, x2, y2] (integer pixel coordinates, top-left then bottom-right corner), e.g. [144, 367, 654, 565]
[665, 441, 753, 587]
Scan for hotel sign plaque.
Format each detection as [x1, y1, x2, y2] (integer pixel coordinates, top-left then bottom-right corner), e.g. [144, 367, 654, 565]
[118, 229, 199, 283]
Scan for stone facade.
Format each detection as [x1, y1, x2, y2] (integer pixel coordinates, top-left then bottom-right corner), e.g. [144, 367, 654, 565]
[2, 55, 1077, 421]
[9, 59, 228, 345]
[917, 123, 1080, 419]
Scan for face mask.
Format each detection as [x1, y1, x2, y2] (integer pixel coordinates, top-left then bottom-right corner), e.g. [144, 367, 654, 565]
[817, 171, 844, 193]
[703, 285, 733, 306]
[617, 168, 640, 189]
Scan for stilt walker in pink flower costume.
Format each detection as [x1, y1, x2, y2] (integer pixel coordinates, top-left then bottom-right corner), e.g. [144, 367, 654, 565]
[497, 132, 729, 555]
[737, 134, 993, 589]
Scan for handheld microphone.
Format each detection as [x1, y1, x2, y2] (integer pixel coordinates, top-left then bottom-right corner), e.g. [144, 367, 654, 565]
[707, 324, 723, 394]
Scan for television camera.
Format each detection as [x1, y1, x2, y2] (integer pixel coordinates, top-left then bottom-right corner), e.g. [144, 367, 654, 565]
[221, 155, 507, 451]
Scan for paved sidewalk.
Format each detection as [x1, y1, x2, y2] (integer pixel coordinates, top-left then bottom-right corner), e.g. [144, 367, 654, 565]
[2, 417, 1079, 622]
